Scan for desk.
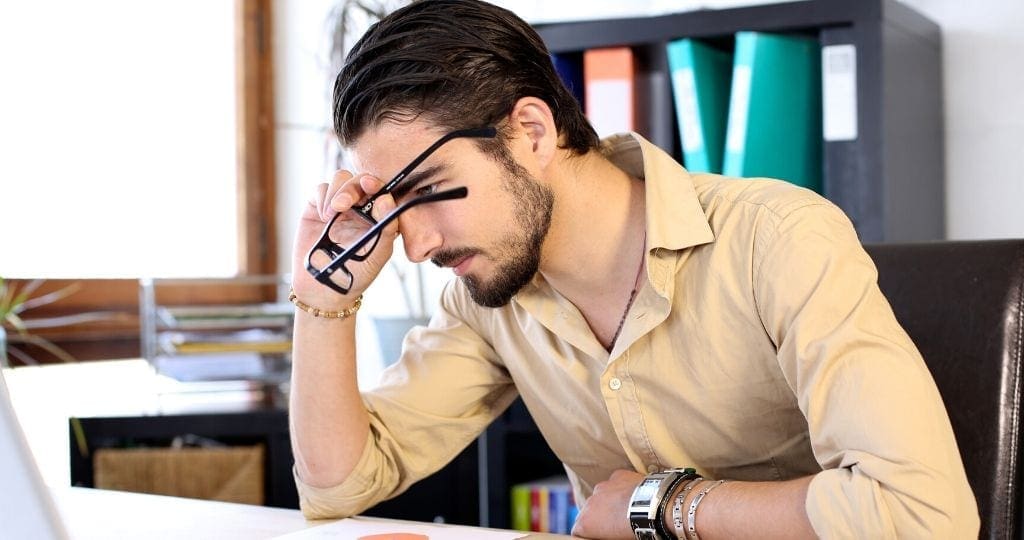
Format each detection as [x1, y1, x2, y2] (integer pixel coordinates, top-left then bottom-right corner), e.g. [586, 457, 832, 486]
[53, 487, 559, 539]
[7, 360, 563, 530]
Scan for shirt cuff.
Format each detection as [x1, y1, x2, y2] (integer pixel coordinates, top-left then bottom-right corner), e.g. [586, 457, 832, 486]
[293, 431, 381, 520]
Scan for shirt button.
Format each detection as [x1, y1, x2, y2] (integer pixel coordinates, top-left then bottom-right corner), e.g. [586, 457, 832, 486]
[609, 378, 622, 391]
[647, 464, 659, 473]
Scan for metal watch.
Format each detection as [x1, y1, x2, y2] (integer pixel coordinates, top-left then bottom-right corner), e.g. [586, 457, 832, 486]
[627, 467, 697, 540]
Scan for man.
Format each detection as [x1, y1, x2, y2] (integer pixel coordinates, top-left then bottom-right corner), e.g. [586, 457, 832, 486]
[288, 1, 979, 538]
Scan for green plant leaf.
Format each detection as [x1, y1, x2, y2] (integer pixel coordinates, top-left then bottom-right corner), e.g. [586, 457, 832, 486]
[10, 279, 46, 311]
[5, 346, 38, 366]
[6, 312, 27, 333]
[5, 332, 77, 363]
[19, 281, 80, 312]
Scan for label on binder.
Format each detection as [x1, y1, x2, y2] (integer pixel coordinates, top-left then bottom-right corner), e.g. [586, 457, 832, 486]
[672, 67, 704, 153]
[822, 44, 858, 141]
[725, 65, 751, 153]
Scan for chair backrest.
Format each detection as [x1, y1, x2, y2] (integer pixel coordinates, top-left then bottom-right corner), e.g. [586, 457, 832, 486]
[865, 240, 1024, 539]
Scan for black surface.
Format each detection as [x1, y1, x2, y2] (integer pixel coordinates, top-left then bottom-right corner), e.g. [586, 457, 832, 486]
[69, 408, 481, 524]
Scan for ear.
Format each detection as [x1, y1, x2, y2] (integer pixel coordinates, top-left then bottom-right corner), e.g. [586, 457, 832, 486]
[507, 97, 558, 170]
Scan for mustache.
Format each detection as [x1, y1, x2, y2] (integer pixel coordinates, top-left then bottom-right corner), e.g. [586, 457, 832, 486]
[431, 247, 481, 268]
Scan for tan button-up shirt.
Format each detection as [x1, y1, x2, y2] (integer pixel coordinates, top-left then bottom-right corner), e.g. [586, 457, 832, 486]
[296, 134, 979, 538]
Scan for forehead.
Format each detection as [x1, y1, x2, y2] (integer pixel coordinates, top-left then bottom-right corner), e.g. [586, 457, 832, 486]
[348, 120, 451, 179]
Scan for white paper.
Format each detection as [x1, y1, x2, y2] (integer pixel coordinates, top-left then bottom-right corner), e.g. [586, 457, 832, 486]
[822, 44, 858, 141]
[275, 516, 527, 539]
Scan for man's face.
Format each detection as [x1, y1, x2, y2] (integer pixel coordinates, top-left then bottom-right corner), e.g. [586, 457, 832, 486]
[351, 120, 553, 307]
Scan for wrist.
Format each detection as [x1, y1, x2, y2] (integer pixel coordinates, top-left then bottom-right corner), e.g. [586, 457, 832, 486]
[628, 468, 698, 540]
[665, 477, 704, 539]
[289, 288, 363, 319]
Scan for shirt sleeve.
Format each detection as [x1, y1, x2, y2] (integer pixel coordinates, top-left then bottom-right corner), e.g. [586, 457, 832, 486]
[293, 279, 519, 519]
[752, 200, 980, 538]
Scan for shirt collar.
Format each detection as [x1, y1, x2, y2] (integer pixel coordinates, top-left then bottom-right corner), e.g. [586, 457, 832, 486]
[600, 132, 715, 252]
[517, 132, 716, 305]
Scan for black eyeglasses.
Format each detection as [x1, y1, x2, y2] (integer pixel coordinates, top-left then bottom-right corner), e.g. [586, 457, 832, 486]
[305, 126, 497, 295]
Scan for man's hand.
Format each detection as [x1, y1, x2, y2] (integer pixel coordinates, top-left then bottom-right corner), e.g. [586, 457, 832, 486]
[572, 469, 642, 539]
[291, 170, 398, 308]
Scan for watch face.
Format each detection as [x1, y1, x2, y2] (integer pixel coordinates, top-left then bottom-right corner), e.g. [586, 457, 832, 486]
[630, 478, 660, 507]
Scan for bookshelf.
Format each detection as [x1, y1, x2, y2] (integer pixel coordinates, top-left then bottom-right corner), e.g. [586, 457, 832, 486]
[535, 0, 944, 242]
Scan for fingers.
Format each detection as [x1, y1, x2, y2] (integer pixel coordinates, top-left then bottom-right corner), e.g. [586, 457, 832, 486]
[323, 171, 385, 217]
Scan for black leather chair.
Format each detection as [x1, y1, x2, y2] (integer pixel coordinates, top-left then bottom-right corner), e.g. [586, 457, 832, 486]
[866, 240, 1024, 539]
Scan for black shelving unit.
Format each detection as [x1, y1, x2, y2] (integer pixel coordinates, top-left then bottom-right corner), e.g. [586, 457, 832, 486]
[69, 409, 481, 525]
[535, 0, 944, 242]
[477, 398, 564, 529]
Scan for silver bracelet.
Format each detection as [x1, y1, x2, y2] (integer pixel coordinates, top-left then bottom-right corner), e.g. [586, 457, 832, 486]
[671, 478, 704, 539]
[687, 479, 727, 540]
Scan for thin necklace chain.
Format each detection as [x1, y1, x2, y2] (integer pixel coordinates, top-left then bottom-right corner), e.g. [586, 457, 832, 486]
[609, 233, 647, 349]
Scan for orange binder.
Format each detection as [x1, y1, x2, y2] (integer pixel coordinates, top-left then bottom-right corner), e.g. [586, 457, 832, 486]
[584, 47, 638, 138]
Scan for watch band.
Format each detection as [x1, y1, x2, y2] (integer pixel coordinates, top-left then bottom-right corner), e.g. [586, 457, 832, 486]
[628, 467, 698, 540]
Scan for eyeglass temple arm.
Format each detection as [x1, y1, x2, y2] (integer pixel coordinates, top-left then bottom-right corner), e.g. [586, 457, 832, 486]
[356, 126, 497, 218]
[317, 187, 469, 277]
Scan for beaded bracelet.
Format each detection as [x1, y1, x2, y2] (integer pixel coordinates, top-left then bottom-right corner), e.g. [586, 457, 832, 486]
[288, 289, 362, 319]
[687, 479, 727, 540]
[671, 477, 704, 539]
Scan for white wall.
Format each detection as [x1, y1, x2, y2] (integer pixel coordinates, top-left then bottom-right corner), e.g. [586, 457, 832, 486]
[272, 0, 447, 388]
[899, 0, 1024, 239]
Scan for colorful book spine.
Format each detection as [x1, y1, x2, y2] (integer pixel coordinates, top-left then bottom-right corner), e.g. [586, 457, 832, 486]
[510, 477, 578, 533]
[510, 483, 531, 531]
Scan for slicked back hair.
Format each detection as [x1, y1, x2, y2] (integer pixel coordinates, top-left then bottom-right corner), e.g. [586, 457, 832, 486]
[332, 0, 599, 159]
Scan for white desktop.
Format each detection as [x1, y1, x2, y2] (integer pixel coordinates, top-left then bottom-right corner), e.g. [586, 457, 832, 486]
[2, 361, 563, 539]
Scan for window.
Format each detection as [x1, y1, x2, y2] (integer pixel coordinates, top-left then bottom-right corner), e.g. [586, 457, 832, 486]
[0, 0, 276, 361]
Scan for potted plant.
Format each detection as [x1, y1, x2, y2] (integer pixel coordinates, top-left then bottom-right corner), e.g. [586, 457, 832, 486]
[0, 277, 83, 367]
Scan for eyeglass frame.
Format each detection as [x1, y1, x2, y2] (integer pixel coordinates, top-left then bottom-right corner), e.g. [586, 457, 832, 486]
[305, 126, 498, 295]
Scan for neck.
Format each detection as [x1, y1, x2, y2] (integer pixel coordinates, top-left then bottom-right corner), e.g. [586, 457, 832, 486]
[538, 149, 647, 312]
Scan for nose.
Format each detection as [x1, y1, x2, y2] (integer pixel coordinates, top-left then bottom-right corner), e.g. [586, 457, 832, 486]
[398, 209, 442, 263]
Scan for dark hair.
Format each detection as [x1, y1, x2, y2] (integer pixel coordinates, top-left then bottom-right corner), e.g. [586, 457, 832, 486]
[332, 0, 599, 157]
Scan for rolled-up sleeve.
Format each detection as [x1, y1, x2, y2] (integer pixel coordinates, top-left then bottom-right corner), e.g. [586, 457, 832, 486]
[753, 201, 979, 538]
[293, 280, 518, 519]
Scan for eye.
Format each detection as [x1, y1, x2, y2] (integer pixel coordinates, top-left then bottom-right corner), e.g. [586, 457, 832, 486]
[414, 182, 439, 197]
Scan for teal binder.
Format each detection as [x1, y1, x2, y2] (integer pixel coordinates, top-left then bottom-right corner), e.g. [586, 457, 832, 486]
[666, 38, 732, 174]
[722, 31, 822, 192]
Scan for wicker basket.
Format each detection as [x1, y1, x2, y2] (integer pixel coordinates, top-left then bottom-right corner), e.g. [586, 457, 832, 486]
[93, 444, 264, 505]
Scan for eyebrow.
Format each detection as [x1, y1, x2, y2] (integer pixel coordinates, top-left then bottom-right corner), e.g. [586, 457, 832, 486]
[389, 161, 451, 201]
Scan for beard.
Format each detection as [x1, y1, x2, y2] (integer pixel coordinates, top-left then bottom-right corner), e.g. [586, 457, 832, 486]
[431, 155, 553, 308]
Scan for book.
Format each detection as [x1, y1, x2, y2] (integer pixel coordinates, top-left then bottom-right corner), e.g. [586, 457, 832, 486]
[552, 52, 584, 107]
[583, 47, 638, 137]
[820, 26, 867, 233]
[510, 476, 577, 534]
[666, 38, 733, 173]
[722, 31, 823, 192]
[510, 483, 531, 532]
